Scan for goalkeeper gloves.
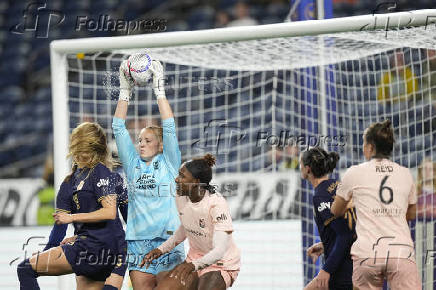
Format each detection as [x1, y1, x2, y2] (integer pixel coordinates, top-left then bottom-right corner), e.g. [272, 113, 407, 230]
[119, 60, 134, 102]
[150, 60, 166, 100]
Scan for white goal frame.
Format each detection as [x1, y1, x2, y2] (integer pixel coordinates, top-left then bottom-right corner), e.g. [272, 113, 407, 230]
[50, 9, 436, 191]
[49, 9, 436, 289]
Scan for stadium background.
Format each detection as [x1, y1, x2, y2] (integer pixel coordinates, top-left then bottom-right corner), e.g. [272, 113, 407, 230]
[0, 0, 435, 289]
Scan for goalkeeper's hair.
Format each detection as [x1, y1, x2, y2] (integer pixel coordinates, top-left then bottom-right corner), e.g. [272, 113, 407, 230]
[66, 122, 115, 180]
[301, 147, 339, 178]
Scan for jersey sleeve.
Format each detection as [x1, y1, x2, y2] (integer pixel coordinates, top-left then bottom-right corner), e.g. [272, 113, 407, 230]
[43, 223, 67, 251]
[313, 196, 335, 225]
[55, 181, 72, 213]
[162, 118, 181, 176]
[336, 167, 355, 201]
[322, 218, 354, 274]
[112, 117, 139, 181]
[92, 165, 117, 203]
[210, 196, 233, 232]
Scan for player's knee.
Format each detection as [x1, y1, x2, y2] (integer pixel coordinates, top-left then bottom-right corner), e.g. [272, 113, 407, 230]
[102, 285, 118, 290]
[156, 278, 182, 290]
[198, 272, 225, 290]
[17, 259, 37, 279]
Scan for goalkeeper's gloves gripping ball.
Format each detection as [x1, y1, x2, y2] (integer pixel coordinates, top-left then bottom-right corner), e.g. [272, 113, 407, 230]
[119, 60, 134, 103]
[150, 60, 166, 100]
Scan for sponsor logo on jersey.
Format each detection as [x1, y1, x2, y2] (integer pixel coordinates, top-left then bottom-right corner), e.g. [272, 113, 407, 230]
[199, 218, 206, 228]
[216, 213, 227, 222]
[186, 228, 207, 237]
[317, 202, 331, 212]
[97, 178, 109, 187]
[135, 173, 157, 190]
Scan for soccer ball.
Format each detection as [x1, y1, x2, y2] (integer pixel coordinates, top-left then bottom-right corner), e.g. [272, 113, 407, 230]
[127, 53, 153, 86]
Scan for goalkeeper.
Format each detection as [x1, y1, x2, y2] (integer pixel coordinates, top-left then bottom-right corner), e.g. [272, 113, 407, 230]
[112, 58, 185, 289]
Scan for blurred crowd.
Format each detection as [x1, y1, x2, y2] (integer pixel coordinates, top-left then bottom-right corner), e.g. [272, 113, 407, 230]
[0, 0, 435, 179]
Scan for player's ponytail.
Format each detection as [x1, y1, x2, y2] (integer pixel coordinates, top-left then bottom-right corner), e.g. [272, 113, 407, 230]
[185, 153, 216, 193]
[301, 147, 339, 178]
[327, 152, 340, 173]
[365, 119, 394, 158]
[203, 153, 216, 167]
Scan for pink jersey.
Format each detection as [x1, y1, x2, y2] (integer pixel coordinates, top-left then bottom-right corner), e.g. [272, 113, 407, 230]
[175, 191, 241, 271]
[336, 158, 417, 260]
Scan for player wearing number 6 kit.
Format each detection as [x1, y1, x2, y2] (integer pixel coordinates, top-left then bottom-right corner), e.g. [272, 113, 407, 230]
[331, 120, 421, 290]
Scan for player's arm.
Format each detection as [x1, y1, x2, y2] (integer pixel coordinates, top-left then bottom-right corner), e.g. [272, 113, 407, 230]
[307, 242, 324, 263]
[406, 204, 417, 221]
[189, 198, 235, 270]
[114, 59, 133, 120]
[150, 60, 181, 173]
[331, 195, 348, 217]
[140, 225, 187, 268]
[45, 182, 71, 250]
[112, 60, 139, 177]
[406, 173, 418, 221]
[43, 224, 68, 251]
[322, 218, 354, 275]
[191, 230, 232, 271]
[331, 169, 354, 217]
[150, 60, 173, 120]
[54, 194, 118, 224]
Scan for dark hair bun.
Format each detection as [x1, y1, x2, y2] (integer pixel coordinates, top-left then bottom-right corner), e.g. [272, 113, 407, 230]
[382, 119, 391, 129]
[204, 153, 216, 167]
[327, 152, 340, 172]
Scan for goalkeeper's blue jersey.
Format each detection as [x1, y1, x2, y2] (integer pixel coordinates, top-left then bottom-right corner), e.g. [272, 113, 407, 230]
[112, 117, 181, 240]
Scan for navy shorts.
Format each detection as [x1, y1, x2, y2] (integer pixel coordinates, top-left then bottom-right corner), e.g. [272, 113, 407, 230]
[111, 239, 127, 277]
[61, 236, 120, 282]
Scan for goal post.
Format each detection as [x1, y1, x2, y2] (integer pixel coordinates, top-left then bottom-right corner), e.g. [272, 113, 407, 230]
[50, 9, 436, 289]
[50, 8, 436, 192]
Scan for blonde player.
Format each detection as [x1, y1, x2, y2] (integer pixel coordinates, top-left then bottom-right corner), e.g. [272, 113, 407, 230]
[331, 120, 421, 289]
[140, 154, 241, 290]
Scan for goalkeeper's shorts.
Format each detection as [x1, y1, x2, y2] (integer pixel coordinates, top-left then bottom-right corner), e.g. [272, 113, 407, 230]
[126, 238, 185, 275]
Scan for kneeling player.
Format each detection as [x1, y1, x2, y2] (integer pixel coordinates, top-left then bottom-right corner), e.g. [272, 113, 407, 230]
[140, 154, 240, 290]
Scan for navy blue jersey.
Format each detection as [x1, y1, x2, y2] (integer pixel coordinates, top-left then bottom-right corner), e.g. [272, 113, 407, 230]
[56, 163, 125, 247]
[313, 179, 356, 288]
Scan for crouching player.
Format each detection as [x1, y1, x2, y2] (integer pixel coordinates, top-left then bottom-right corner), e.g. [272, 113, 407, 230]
[17, 122, 127, 290]
[140, 154, 240, 290]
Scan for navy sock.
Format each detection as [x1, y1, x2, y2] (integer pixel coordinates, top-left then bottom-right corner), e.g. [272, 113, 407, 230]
[102, 285, 118, 290]
[17, 259, 40, 290]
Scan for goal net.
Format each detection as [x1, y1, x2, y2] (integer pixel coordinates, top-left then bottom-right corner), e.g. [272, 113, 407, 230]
[51, 10, 436, 289]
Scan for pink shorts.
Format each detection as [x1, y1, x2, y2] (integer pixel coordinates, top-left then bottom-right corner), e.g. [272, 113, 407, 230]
[353, 258, 421, 290]
[186, 257, 239, 288]
[196, 266, 239, 288]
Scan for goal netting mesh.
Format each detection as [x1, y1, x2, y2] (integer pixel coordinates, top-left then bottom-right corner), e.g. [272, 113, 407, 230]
[63, 24, 436, 289]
